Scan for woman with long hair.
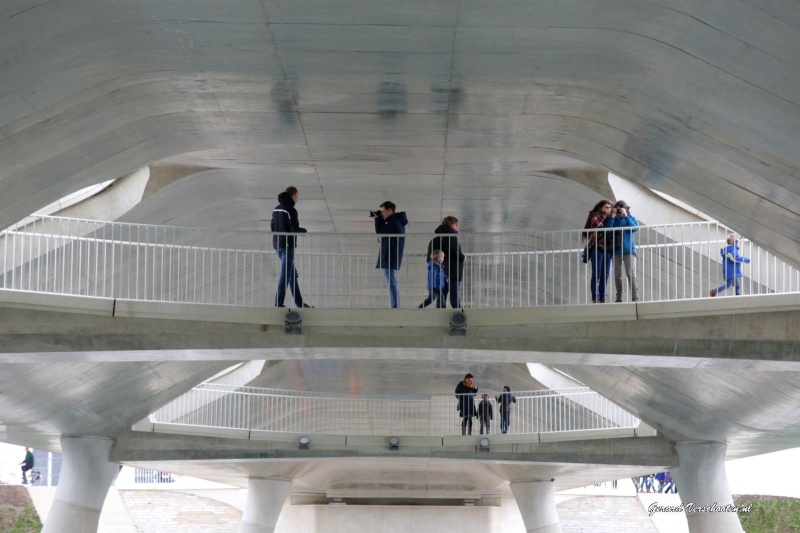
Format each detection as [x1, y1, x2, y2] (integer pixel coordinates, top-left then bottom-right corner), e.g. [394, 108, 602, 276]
[582, 199, 613, 303]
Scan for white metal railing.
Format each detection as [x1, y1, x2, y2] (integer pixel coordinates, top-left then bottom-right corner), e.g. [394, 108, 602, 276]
[1, 215, 797, 308]
[148, 383, 639, 437]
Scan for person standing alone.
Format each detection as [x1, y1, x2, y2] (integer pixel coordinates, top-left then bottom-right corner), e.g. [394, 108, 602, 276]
[372, 201, 408, 308]
[20, 447, 34, 484]
[272, 186, 312, 308]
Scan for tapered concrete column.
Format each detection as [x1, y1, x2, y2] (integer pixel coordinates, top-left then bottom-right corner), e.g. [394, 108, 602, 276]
[510, 480, 563, 533]
[672, 441, 744, 533]
[238, 478, 292, 533]
[42, 437, 118, 533]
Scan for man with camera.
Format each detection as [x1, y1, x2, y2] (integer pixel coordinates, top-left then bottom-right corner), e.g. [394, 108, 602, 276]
[371, 201, 408, 308]
[604, 200, 639, 302]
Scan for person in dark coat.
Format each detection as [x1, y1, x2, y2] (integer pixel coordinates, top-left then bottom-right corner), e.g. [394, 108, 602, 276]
[271, 186, 311, 308]
[372, 201, 408, 308]
[455, 372, 478, 435]
[495, 385, 517, 434]
[20, 447, 34, 484]
[476, 394, 493, 435]
[426, 216, 466, 308]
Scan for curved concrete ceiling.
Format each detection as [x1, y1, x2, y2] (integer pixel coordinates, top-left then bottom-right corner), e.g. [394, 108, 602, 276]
[0, 1, 797, 262]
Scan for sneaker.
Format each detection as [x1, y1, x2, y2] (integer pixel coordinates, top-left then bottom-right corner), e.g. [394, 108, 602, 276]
[709, 289, 716, 297]
[598, 298, 605, 303]
[301, 303, 314, 308]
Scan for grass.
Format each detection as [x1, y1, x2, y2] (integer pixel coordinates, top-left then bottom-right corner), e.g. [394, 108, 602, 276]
[735, 495, 800, 533]
[0, 486, 42, 533]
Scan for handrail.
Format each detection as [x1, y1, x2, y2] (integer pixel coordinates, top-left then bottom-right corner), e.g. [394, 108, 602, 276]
[0, 214, 797, 308]
[148, 383, 640, 437]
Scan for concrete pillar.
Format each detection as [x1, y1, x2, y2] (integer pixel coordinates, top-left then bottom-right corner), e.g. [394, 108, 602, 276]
[42, 437, 119, 533]
[238, 478, 292, 533]
[672, 441, 744, 533]
[510, 480, 563, 533]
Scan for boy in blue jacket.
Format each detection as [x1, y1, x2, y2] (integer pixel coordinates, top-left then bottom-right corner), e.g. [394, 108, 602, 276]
[418, 249, 447, 308]
[710, 234, 750, 296]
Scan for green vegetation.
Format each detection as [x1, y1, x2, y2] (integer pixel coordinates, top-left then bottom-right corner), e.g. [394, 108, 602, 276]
[0, 487, 42, 533]
[736, 495, 800, 533]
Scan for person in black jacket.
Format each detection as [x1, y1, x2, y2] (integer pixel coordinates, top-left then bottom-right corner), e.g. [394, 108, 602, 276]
[426, 216, 466, 308]
[271, 186, 311, 308]
[455, 373, 478, 435]
[476, 394, 493, 435]
[20, 447, 34, 484]
[372, 201, 408, 308]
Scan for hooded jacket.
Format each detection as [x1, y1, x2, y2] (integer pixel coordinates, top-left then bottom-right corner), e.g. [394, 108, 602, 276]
[426, 224, 466, 281]
[271, 192, 306, 249]
[721, 242, 750, 280]
[374, 211, 408, 270]
[605, 213, 639, 256]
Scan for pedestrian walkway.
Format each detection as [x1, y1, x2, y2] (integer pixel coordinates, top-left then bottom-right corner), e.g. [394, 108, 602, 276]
[25, 486, 137, 533]
[557, 494, 659, 532]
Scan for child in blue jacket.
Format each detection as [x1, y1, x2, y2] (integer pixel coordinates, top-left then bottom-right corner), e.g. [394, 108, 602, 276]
[418, 249, 448, 308]
[710, 234, 750, 296]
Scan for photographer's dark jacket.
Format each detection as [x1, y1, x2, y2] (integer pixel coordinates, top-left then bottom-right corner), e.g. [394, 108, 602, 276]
[271, 192, 306, 250]
[426, 224, 466, 281]
[374, 211, 408, 270]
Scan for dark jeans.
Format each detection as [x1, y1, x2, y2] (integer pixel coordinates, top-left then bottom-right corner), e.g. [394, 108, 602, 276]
[589, 247, 612, 301]
[442, 279, 460, 308]
[420, 288, 446, 308]
[479, 418, 491, 435]
[499, 410, 511, 434]
[275, 247, 303, 307]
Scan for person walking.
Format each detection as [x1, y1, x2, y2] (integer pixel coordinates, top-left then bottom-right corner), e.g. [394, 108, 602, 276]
[455, 373, 478, 435]
[605, 200, 639, 302]
[710, 234, 750, 296]
[495, 385, 517, 434]
[20, 447, 34, 484]
[582, 200, 613, 303]
[372, 201, 408, 308]
[426, 216, 466, 308]
[418, 249, 447, 308]
[271, 186, 312, 308]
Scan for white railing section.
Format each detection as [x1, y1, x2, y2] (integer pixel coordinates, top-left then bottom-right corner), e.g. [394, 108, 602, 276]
[1, 215, 798, 308]
[148, 383, 639, 437]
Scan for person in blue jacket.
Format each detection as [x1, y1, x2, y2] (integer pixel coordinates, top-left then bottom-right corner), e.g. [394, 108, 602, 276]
[372, 201, 408, 308]
[605, 200, 639, 302]
[418, 249, 447, 308]
[710, 234, 750, 296]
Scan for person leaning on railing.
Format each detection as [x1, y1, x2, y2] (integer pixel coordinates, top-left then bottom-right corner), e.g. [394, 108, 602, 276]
[582, 199, 613, 303]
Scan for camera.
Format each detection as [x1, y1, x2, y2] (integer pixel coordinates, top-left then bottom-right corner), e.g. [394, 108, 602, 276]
[369, 210, 380, 218]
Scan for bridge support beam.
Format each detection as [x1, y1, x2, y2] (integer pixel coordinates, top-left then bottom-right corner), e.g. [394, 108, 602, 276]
[672, 441, 744, 533]
[238, 477, 292, 533]
[510, 480, 563, 533]
[42, 437, 119, 533]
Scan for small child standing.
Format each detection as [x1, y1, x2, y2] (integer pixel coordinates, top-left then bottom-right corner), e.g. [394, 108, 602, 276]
[710, 234, 750, 297]
[418, 249, 447, 308]
[477, 394, 493, 435]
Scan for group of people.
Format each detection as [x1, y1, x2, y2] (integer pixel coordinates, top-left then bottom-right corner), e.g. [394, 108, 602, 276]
[272, 186, 465, 309]
[583, 199, 750, 303]
[582, 199, 640, 303]
[633, 472, 676, 493]
[455, 373, 517, 435]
